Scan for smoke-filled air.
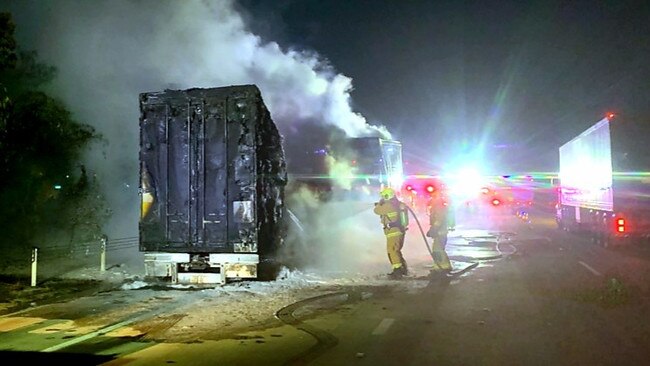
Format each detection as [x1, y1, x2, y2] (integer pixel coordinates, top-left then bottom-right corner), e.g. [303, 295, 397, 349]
[6, 0, 400, 274]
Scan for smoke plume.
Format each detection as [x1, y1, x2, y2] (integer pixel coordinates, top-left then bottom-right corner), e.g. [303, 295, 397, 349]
[6, 0, 391, 242]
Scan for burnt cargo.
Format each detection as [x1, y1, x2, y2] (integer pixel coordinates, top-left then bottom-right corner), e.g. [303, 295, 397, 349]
[139, 85, 287, 283]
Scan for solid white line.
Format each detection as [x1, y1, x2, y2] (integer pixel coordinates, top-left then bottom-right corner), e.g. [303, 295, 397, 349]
[372, 318, 395, 335]
[42, 317, 138, 352]
[42, 305, 169, 352]
[578, 261, 602, 276]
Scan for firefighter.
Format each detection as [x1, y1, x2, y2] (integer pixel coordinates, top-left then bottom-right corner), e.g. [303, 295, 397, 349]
[427, 188, 453, 274]
[374, 187, 409, 278]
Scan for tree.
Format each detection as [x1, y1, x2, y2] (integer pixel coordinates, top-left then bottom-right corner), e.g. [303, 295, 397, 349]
[0, 12, 17, 71]
[0, 12, 109, 258]
[0, 12, 17, 157]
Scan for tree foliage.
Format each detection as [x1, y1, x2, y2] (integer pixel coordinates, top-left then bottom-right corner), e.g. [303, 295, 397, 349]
[0, 13, 17, 71]
[0, 12, 109, 255]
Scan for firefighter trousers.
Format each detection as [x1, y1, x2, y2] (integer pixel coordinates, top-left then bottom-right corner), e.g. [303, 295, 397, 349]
[430, 232, 452, 271]
[386, 232, 406, 270]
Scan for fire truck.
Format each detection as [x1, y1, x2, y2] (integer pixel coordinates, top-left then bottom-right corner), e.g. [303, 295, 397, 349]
[401, 174, 448, 213]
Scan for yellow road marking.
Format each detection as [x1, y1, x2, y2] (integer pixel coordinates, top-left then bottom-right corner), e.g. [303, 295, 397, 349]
[0, 317, 45, 332]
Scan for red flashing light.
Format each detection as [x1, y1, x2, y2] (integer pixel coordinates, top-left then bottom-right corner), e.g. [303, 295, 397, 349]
[607, 112, 615, 120]
[616, 218, 626, 233]
[426, 185, 435, 193]
[492, 198, 501, 206]
[406, 185, 413, 191]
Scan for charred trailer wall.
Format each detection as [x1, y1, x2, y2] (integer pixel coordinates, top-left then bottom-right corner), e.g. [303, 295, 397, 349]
[139, 85, 287, 283]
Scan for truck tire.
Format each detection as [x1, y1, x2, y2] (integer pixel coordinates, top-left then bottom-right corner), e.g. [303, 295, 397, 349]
[257, 259, 283, 281]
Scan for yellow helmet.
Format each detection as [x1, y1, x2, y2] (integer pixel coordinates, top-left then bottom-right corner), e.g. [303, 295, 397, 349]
[380, 187, 395, 200]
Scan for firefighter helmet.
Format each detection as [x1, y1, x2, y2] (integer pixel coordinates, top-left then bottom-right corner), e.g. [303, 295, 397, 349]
[380, 187, 395, 200]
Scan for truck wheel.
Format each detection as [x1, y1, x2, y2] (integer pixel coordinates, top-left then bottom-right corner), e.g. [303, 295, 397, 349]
[257, 259, 283, 281]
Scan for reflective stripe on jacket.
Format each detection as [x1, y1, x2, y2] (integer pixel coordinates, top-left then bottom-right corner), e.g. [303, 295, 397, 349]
[374, 198, 408, 236]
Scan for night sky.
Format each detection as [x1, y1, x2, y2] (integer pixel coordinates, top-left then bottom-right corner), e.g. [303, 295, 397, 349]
[2, 0, 649, 182]
[238, 0, 650, 174]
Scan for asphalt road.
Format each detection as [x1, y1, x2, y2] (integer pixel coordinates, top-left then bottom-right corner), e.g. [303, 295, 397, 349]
[2, 204, 650, 365]
[304, 207, 650, 366]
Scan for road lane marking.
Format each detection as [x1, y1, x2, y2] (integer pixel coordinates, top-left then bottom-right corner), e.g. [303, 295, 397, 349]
[0, 317, 46, 332]
[41, 305, 174, 353]
[42, 316, 140, 352]
[372, 318, 395, 335]
[578, 261, 602, 276]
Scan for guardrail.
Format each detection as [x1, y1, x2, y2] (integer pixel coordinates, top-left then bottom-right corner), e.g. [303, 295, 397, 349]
[25, 236, 139, 286]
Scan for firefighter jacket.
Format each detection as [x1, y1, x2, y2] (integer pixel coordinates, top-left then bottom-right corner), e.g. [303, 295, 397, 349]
[374, 197, 409, 237]
[428, 197, 449, 234]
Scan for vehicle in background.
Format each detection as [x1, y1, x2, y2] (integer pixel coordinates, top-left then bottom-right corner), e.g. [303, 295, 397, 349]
[477, 183, 508, 208]
[511, 175, 535, 208]
[481, 175, 536, 211]
[556, 114, 650, 247]
[402, 174, 447, 213]
[401, 170, 506, 212]
[139, 85, 287, 284]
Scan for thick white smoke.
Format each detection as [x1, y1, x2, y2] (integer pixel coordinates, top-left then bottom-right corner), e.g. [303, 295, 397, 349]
[7, 0, 392, 240]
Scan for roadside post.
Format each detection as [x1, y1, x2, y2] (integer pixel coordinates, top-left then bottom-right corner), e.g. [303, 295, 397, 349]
[31, 247, 38, 287]
[100, 236, 107, 272]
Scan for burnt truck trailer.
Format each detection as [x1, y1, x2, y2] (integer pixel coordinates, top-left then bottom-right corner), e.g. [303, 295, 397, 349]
[556, 115, 650, 248]
[286, 136, 404, 202]
[139, 85, 287, 284]
[348, 137, 404, 196]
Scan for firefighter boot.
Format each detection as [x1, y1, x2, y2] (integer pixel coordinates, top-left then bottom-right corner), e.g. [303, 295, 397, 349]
[429, 263, 446, 277]
[401, 261, 409, 276]
[397, 265, 408, 276]
[388, 265, 406, 278]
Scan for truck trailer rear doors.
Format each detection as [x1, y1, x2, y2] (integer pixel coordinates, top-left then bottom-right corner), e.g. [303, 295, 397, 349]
[140, 95, 257, 252]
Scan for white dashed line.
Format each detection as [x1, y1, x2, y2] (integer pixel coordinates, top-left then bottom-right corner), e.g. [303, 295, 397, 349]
[372, 318, 395, 335]
[578, 261, 602, 276]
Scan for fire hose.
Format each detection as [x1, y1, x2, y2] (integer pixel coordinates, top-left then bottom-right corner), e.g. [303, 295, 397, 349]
[404, 205, 435, 261]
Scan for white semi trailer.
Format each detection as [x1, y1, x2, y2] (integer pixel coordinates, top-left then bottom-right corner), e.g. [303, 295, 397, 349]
[556, 114, 650, 247]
